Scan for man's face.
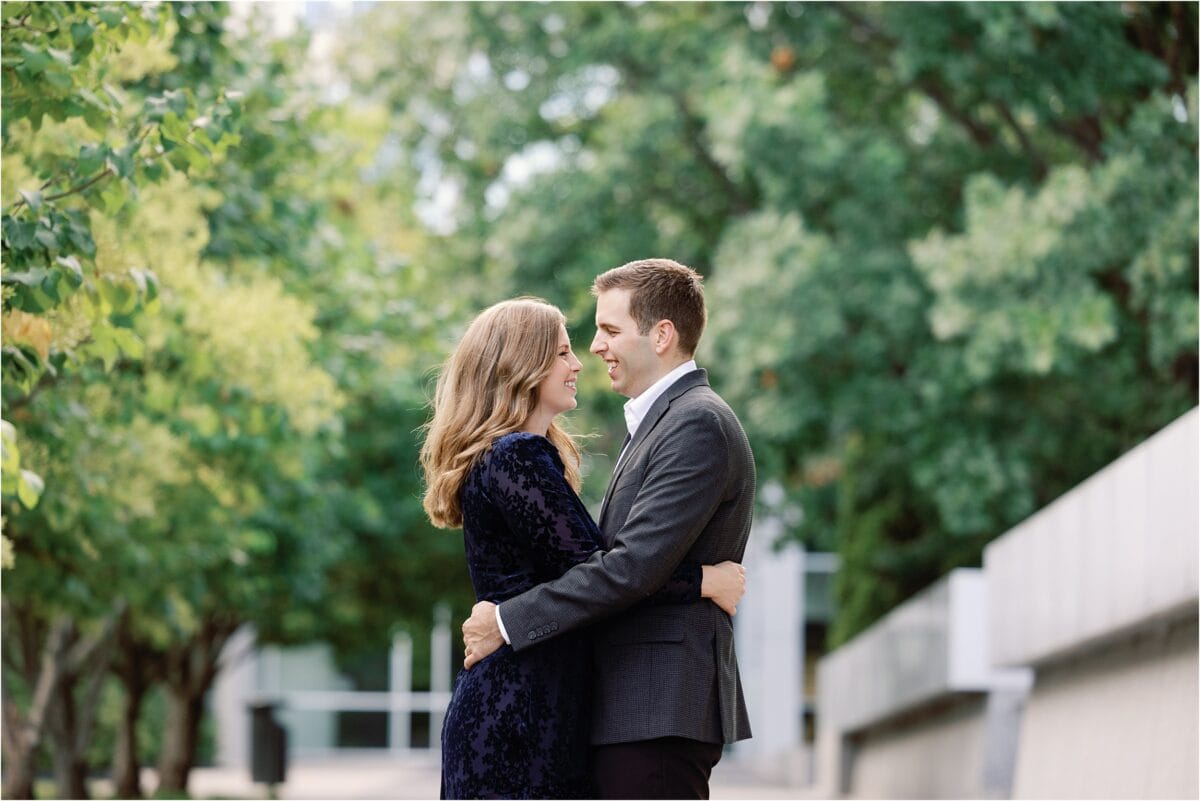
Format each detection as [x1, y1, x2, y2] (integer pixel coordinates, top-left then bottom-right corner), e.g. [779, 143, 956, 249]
[590, 288, 660, 399]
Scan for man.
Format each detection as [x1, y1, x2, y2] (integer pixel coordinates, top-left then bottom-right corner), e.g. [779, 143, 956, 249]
[461, 258, 756, 799]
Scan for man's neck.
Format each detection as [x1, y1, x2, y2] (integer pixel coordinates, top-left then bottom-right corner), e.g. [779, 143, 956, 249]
[630, 356, 692, 400]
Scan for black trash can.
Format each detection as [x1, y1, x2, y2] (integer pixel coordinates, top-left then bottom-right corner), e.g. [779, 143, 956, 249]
[249, 702, 287, 787]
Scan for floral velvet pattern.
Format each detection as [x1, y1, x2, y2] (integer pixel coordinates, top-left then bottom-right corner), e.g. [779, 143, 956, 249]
[440, 433, 702, 800]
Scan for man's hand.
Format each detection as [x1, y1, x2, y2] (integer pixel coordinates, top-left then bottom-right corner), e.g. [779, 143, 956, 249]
[461, 600, 503, 669]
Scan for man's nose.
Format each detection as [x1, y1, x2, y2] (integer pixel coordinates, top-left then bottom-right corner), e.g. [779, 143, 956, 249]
[590, 334, 604, 354]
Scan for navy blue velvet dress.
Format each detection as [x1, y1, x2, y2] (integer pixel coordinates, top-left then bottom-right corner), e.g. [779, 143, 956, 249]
[440, 433, 702, 800]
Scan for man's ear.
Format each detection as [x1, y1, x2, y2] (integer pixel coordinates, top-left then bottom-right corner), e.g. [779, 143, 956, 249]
[652, 320, 676, 356]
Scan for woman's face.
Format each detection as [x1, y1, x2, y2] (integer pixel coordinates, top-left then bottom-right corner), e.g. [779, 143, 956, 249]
[534, 323, 583, 418]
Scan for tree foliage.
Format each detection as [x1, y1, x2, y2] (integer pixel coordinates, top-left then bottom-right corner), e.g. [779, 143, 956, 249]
[333, 1, 1197, 645]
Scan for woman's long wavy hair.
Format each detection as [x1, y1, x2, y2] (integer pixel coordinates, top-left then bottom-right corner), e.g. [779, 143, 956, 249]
[420, 298, 582, 529]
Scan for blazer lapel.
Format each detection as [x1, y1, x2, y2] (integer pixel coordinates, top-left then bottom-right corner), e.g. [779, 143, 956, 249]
[598, 369, 709, 528]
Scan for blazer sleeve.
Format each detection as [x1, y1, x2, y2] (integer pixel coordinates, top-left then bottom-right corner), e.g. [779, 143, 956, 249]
[488, 435, 703, 604]
[498, 409, 729, 652]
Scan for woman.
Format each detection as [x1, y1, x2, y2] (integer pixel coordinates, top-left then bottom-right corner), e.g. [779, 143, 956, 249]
[421, 298, 745, 799]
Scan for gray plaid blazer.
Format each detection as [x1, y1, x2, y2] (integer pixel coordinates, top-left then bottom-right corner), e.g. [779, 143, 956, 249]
[499, 369, 755, 745]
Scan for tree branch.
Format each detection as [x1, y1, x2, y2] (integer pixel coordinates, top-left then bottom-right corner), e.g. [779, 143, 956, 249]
[45, 168, 115, 203]
[6, 167, 115, 214]
[1166, 3, 1197, 95]
[831, 2, 898, 46]
[1, 599, 44, 684]
[64, 599, 127, 675]
[2, 6, 53, 35]
[669, 92, 757, 215]
[994, 101, 1048, 180]
[913, 78, 997, 147]
[2, 698, 23, 757]
[1051, 115, 1104, 163]
[830, 3, 1000, 149]
[7, 124, 157, 214]
[2, 358, 62, 414]
[10, 616, 73, 757]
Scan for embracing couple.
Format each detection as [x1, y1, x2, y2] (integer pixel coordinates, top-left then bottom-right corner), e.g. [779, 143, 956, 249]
[420, 259, 755, 799]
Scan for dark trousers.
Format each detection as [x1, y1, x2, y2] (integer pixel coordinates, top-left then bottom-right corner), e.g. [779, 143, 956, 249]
[593, 736, 724, 799]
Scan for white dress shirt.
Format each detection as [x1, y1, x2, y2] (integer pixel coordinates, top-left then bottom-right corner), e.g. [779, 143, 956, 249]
[495, 360, 699, 644]
[614, 359, 697, 471]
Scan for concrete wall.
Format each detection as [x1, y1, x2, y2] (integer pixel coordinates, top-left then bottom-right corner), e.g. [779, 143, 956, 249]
[848, 695, 988, 800]
[986, 407, 1199, 799]
[1011, 617, 1198, 800]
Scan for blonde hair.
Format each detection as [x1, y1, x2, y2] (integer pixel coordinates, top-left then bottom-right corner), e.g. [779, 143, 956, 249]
[420, 298, 582, 529]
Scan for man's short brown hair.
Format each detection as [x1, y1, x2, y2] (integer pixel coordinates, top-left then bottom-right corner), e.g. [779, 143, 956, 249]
[592, 258, 707, 356]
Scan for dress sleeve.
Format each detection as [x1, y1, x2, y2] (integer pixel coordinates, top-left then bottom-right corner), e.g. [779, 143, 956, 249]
[649, 562, 702, 604]
[487, 435, 701, 603]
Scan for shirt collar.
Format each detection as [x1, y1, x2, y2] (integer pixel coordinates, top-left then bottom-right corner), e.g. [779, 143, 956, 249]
[623, 360, 698, 439]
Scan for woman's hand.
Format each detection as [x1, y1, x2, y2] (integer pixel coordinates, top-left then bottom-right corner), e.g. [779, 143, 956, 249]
[701, 560, 746, 616]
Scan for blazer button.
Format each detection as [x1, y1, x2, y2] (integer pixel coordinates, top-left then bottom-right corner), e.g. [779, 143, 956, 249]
[528, 632, 537, 641]
[550, 622, 559, 632]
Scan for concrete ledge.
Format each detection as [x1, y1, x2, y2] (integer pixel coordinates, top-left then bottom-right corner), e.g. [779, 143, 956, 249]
[985, 408, 1199, 668]
[815, 570, 1032, 798]
[818, 570, 1032, 736]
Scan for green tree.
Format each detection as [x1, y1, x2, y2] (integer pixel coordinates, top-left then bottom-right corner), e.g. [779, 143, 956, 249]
[334, 1, 1197, 645]
[176, 4, 477, 686]
[2, 4, 241, 797]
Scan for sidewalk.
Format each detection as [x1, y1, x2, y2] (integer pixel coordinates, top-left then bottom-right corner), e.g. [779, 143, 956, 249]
[167, 752, 813, 800]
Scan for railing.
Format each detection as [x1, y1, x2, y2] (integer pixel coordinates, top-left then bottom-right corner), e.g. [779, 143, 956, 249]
[214, 606, 456, 765]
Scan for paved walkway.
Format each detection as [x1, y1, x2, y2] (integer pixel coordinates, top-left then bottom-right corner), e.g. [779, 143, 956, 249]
[168, 752, 813, 800]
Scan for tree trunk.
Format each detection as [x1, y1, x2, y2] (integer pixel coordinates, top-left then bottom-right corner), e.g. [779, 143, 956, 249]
[112, 682, 145, 799]
[111, 614, 160, 799]
[47, 671, 90, 800]
[156, 687, 205, 793]
[43, 606, 124, 800]
[111, 641, 152, 799]
[1, 609, 71, 800]
[2, 699, 38, 800]
[154, 616, 238, 795]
